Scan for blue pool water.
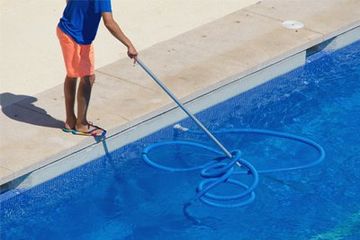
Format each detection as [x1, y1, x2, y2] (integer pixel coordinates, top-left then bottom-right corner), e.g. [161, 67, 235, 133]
[1, 40, 360, 239]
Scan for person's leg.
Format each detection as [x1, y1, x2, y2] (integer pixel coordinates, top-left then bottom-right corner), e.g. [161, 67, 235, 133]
[57, 27, 80, 130]
[75, 74, 104, 136]
[76, 74, 95, 130]
[73, 42, 104, 136]
[64, 76, 78, 129]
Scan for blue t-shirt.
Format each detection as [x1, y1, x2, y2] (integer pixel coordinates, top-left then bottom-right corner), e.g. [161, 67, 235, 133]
[58, 0, 112, 45]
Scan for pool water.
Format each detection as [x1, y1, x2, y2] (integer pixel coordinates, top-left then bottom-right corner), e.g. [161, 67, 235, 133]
[1, 40, 360, 239]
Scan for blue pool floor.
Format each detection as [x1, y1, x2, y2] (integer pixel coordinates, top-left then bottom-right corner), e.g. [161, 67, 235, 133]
[1, 40, 360, 239]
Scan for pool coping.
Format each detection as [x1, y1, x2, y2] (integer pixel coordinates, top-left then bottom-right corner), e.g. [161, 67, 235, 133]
[1, 0, 360, 192]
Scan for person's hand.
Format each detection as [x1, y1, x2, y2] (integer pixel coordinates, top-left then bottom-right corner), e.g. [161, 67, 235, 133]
[127, 45, 138, 63]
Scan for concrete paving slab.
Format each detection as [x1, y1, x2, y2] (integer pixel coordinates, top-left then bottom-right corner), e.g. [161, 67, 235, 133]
[90, 72, 171, 122]
[0, 105, 72, 161]
[12, 95, 65, 126]
[0, 167, 14, 180]
[97, 39, 224, 93]
[246, 0, 360, 39]
[98, 10, 322, 100]
[174, 11, 322, 67]
[173, 10, 318, 53]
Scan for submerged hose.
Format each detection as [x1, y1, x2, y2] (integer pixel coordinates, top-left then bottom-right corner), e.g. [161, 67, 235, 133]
[142, 127, 325, 208]
[136, 58, 325, 208]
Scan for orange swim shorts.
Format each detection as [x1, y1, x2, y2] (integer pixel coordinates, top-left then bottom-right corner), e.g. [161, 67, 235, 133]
[56, 27, 94, 78]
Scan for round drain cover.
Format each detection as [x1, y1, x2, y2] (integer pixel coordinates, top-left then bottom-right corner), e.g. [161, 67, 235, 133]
[282, 20, 304, 30]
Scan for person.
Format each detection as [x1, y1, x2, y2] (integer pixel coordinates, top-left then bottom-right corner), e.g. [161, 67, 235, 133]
[57, 0, 138, 137]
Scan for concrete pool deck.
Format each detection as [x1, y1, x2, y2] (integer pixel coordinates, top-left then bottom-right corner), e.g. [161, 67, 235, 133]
[1, 0, 360, 189]
[0, 0, 259, 100]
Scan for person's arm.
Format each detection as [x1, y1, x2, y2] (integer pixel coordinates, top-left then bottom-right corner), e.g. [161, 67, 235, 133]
[102, 12, 138, 60]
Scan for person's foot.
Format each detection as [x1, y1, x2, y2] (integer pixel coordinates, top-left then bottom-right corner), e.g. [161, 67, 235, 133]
[62, 123, 74, 133]
[63, 117, 77, 133]
[74, 122, 106, 137]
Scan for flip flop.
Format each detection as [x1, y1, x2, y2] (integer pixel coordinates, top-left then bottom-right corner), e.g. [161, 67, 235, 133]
[62, 127, 76, 134]
[72, 123, 107, 137]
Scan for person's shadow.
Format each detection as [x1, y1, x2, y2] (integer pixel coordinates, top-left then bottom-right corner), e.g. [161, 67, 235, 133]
[1, 92, 64, 129]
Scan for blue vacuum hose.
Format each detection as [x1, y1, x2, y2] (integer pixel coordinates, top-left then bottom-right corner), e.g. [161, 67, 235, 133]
[136, 58, 325, 208]
[142, 128, 325, 208]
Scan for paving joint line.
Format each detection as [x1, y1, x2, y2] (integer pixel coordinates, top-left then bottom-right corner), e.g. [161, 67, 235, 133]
[95, 69, 160, 93]
[243, 8, 326, 36]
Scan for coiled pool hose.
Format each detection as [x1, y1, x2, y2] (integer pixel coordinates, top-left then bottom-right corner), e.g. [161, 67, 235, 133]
[136, 59, 325, 208]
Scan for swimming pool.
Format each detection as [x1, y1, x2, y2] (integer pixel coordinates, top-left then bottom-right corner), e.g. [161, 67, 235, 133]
[1, 40, 359, 239]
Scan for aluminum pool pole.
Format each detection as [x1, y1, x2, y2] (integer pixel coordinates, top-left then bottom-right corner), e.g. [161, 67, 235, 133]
[136, 58, 233, 158]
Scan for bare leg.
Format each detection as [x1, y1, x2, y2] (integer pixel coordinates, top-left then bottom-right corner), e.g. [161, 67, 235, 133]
[76, 74, 94, 127]
[76, 74, 102, 133]
[64, 76, 77, 129]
